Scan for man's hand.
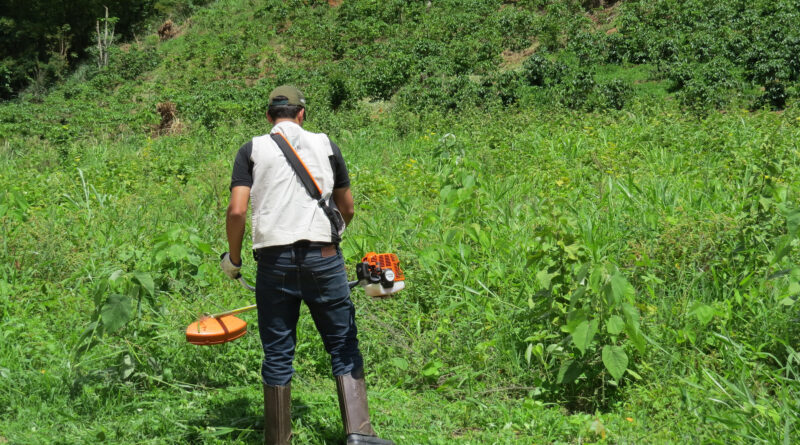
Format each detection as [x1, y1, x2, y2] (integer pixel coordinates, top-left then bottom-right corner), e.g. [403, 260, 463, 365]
[220, 252, 242, 279]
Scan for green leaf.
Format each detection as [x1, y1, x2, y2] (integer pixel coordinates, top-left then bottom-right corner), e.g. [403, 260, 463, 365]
[101, 294, 132, 332]
[390, 357, 409, 371]
[562, 243, 582, 261]
[108, 269, 125, 286]
[625, 322, 647, 354]
[608, 272, 635, 305]
[120, 353, 135, 380]
[132, 271, 155, 297]
[689, 302, 715, 326]
[772, 235, 793, 264]
[782, 206, 800, 237]
[207, 427, 235, 437]
[557, 360, 583, 385]
[536, 269, 558, 289]
[620, 302, 640, 324]
[602, 345, 628, 381]
[606, 315, 624, 335]
[626, 368, 643, 380]
[194, 241, 213, 255]
[421, 360, 443, 378]
[562, 309, 587, 333]
[572, 319, 599, 355]
[92, 280, 109, 307]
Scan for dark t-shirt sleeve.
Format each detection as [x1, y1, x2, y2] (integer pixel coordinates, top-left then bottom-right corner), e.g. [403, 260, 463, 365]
[329, 140, 350, 189]
[230, 141, 254, 189]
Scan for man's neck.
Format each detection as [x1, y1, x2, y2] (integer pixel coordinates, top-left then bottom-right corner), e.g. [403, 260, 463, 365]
[273, 118, 301, 126]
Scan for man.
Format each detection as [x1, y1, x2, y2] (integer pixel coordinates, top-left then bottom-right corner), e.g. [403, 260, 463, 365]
[220, 85, 393, 445]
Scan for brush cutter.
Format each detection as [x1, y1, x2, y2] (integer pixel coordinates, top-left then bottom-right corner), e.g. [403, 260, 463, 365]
[185, 252, 404, 345]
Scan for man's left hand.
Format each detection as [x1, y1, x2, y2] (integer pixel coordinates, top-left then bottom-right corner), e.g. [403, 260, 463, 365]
[220, 252, 242, 279]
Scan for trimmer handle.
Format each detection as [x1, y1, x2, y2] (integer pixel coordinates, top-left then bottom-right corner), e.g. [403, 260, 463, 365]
[238, 276, 255, 291]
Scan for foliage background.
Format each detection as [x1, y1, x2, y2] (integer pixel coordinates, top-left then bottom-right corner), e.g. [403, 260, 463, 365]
[1, 0, 799, 443]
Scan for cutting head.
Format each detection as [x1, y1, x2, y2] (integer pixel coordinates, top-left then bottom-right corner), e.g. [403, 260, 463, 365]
[185, 315, 248, 345]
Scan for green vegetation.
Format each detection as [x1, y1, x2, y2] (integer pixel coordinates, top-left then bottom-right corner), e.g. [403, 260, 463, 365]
[1, 0, 799, 443]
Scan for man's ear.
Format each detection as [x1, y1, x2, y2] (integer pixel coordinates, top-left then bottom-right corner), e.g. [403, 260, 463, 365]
[266, 111, 274, 124]
[298, 108, 306, 124]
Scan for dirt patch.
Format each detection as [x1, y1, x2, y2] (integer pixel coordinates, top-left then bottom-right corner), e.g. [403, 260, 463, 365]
[328, 0, 343, 6]
[587, 0, 623, 29]
[155, 101, 184, 135]
[158, 20, 178, 41]
[500, 44, 539, 70]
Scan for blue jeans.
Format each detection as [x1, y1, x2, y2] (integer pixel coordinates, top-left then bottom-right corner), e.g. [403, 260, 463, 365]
[255, 244, 363, 386]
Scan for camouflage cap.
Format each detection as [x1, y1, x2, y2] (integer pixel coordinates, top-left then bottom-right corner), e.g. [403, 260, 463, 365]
[268, 85, 306, 107]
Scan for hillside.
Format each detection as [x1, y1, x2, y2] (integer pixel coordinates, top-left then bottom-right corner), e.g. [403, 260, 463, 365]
[1, 0, 799, 443]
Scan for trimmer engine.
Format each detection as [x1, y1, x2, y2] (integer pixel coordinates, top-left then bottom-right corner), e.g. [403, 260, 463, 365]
[356, 252, 405, 297]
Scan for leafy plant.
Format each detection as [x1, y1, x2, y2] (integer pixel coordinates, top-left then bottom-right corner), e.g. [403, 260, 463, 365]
[79, 268, 156, 352]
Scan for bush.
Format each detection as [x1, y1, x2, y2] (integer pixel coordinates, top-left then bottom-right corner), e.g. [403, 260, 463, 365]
[677, 78, 726, 114]
[362, 51, 413, 101]
[753, 80, 788, 111]
[556, 68, 596, 110]
[112, 47, 159, 80]
[497, 7, 536, 52]
[566, 30, 605, 67]
[396, 75, 492, 114]
[604, 33, 627, 64]
[595, 79, 633, 110]
[522, 54, 560, 87]
[487, 70, 526, 106]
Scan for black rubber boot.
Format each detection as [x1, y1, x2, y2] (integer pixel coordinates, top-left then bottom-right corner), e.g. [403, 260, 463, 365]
[335, 369, 394, 445]
[264, 383, 292, 445]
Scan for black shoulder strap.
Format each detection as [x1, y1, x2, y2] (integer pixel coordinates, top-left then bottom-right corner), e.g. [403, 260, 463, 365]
[270, 132, 344, 243]
[270, 133, 321, 200]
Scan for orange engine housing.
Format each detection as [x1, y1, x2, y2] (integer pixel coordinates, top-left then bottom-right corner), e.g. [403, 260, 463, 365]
[361, 252, 405, 281]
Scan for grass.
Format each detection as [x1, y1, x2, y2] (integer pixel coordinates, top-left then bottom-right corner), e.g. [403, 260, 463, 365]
[1, 0, 800, 443]
[2, 108, 799, 443]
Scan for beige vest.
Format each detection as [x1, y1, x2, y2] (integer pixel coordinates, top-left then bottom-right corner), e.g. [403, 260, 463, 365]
[250, 121, 336, 248]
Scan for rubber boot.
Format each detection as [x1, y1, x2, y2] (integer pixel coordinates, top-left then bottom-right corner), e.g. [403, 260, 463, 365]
[263, 383, 292, 445]
[335, 369, 394, 445]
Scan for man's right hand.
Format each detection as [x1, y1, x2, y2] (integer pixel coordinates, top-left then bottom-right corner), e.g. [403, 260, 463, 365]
[220, 252, 242, 279]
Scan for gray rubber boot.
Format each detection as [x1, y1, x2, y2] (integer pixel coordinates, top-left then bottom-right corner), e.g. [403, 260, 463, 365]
[335, 369, 394, 445]
[264, 383, 292, 445]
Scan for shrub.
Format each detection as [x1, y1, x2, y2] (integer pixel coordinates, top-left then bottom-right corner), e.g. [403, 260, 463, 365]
[604, 32, 627, 64]
[362, 51, 413, 101]
[665, 60, 694, 92]
[566, 30, 605, 67]
[677, 78, 726, 114]
[488, 70, 526, 106]
[112, 46, 159, 80]
[595, 79, 633, 110]
[397, 75, 492, 114]
[497, 7, 536, 52]
[556, 68, 596, 110]
[753, 80, 788, 111]
[522, 54, 558, 87]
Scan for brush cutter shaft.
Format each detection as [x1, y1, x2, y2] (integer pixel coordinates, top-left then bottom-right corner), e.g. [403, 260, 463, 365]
[207, 304, 258, 319]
